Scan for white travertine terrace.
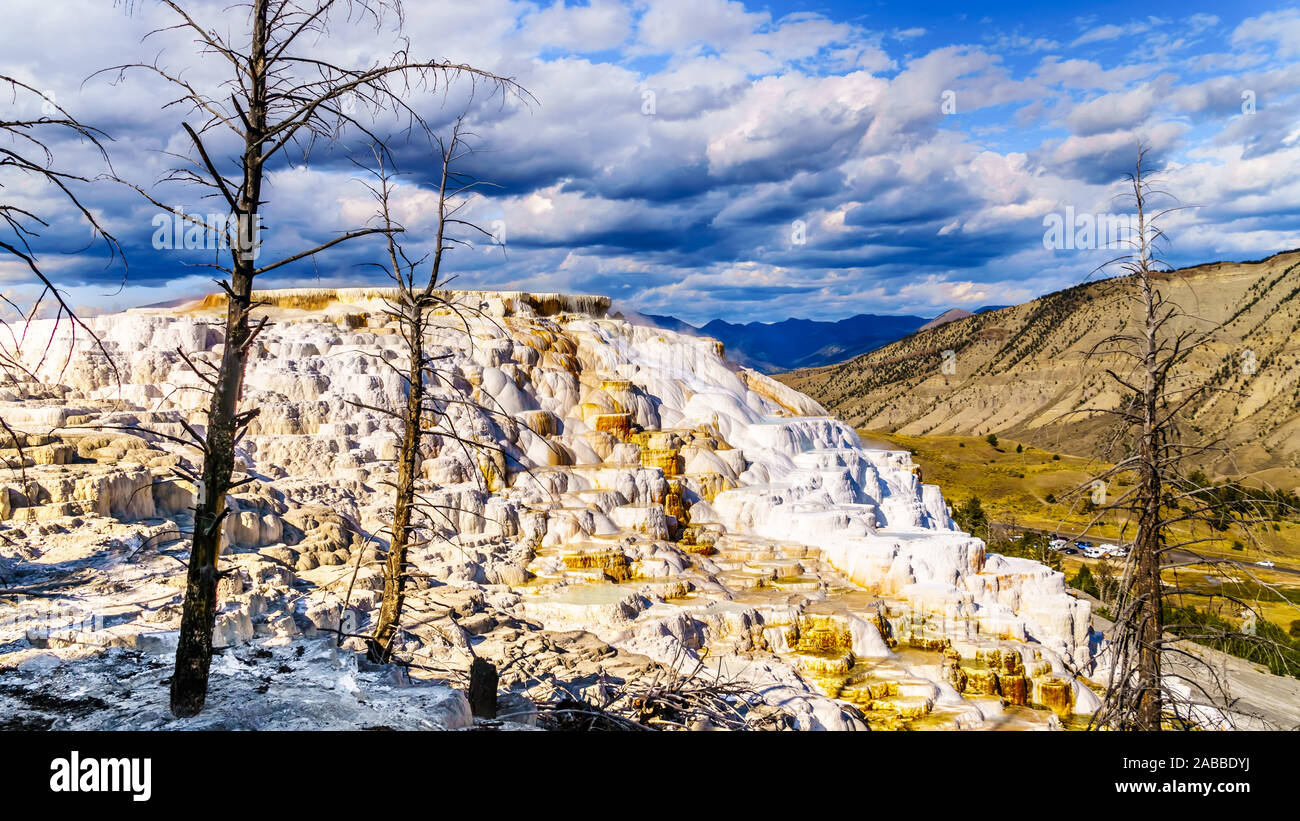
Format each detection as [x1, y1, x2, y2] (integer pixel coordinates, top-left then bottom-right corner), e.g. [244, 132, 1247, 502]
[0, 288, 1103, 729]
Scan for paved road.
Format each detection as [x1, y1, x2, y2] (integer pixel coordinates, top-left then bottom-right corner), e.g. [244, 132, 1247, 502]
[992, 521, 1300, 577]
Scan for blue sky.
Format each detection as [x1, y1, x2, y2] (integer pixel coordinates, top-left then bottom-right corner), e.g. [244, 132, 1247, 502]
[2, 0, 1299, 324]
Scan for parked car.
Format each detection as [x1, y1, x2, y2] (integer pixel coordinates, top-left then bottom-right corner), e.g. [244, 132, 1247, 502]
[1074, 540, 1094, 550]
[1082, 546, 1108, 559]
[1099, 543, 1121, 556]
[1060, 547, 1080, 555]
[1256, 560, 1276, 568]
[1049, 538, 1069, 551]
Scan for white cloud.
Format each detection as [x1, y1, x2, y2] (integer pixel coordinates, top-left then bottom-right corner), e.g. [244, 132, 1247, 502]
[1232, 9, 1300, 58]
[2, 0, 1299, 322]
[520, 0, 633, 53]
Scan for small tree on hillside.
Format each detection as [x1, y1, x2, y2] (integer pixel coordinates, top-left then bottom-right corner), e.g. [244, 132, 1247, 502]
[953, 495, 988, 539]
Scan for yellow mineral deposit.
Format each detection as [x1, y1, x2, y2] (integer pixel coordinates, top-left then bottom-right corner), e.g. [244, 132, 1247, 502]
[579, 402, 604, 426]
[1000, 675, 1030, 707]
[543, 350, 580, 374]
[691, 472, 729, 502]
[476, 450, 506, 493]
[796, 615, 855, 654]
[594, 412, 632, 440]
[640, 447, 683, 476]
[517, 409, 558, 437]
[560, 548, 632, 583]
[1037, 677, 1075, 718]
[664, 480, 688, 523]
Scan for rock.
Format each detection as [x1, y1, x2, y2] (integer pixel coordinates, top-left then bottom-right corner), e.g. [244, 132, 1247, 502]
[460, 614, 496, 635]
[485, 562, 529, 586]
[496, 691, 538, 726]
[250, 561, 295, 588]
[17, 653, 62, 672]
[261, 546, 299, 567]
[217, 570, 249, 601]
[213, 608, 255, 648]
[296, 599, 342, 637]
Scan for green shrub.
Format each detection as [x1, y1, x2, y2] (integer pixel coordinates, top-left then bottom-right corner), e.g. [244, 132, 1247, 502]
[953, 496, 988, 536]
[1163, 605, 1300, 679]
[1070, 564, 1099, 598]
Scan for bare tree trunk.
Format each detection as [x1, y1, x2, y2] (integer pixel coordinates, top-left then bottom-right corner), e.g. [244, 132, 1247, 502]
[1066, 148, 1298, 729]
[170, 0, 268, 718]
[467, 656, 499, 718]
[1132, 179, 1163, 730]
[369, 312, 424, 660]
[365, 121, 478, 659]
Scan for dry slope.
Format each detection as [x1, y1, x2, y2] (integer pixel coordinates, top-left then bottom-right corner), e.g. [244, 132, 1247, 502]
[779, 250, 1300, 482]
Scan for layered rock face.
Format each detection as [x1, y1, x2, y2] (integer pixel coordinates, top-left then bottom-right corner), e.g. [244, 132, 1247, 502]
[0, 288, 1100, 729]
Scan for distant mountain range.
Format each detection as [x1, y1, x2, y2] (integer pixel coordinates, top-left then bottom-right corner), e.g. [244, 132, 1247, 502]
[618, 306, 1009, 373]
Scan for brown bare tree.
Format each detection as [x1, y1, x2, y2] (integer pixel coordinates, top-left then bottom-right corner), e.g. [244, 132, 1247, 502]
[350, 120, 503, 661]
[1, 75, 126, 547]
[98, 0, 522, 717]
[0, 74, 123, 387]
[1067, 147, 1300, 730]
[348, 121, 562, 674]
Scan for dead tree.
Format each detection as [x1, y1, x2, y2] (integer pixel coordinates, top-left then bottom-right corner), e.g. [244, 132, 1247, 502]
[1068, 146, 1299, 729]
[352, 122, 536, 666]
[0, 74, 123, 387]
[351, 123, 498, 661]
[98, 0, 522, 717]
[0, 75, 125, 539]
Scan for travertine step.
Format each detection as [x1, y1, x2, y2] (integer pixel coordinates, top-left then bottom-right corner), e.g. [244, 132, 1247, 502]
[770, 576, 823, 593]
[715, 570, 770, 590]
[797, 651, 854, 676]
[743, 558, 802, 579]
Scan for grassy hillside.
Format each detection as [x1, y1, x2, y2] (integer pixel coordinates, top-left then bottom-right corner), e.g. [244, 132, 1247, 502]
[866, 429, 1300, 564]
[782, 250, 1300, 485]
